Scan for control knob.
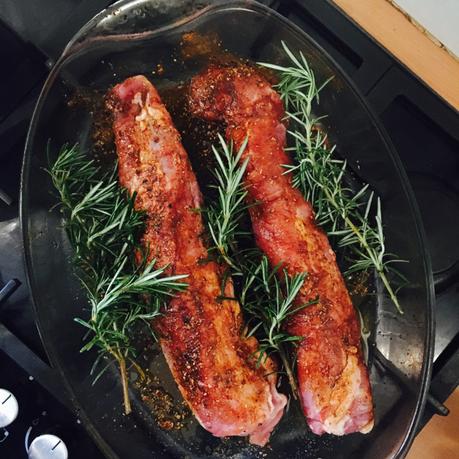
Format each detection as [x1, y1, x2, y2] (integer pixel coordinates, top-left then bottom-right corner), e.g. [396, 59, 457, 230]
[0, 388, 18, 428]
[28, 434, 68, 459]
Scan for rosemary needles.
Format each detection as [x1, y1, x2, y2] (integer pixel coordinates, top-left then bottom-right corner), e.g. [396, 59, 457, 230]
[49, 144, 187, 414]
[206, 134, 250, 268]
[241, 255, 317, 396]
[260, 42, 407, 313]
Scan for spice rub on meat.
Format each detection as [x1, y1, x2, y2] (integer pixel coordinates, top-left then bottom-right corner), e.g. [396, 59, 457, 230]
[189, 65, 374, 436]
[107, 75, 287, 446]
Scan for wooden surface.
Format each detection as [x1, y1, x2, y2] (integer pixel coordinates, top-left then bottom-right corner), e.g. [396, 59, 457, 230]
[407, 388, 459, 459]
[331, 0, 459, 111]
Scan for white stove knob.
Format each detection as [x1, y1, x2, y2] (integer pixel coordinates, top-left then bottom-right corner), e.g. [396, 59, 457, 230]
[28, 434, 68, 459]
[0, 388, 18, 428]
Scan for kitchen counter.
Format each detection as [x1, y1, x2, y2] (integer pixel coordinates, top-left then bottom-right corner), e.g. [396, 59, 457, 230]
[331, 0, 459, 111]
[407, 388, 459, 458]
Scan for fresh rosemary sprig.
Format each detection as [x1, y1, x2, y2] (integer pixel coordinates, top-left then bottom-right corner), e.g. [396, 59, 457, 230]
[241, 254, 317, 397]
[49, 144, 187, 414]
[205, 137, 314, 397]
[260, 42, 407, 313]
[206, 134, 250, 268]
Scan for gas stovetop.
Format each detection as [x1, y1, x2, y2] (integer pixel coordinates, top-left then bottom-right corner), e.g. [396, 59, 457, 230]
[1, 0, 458, 457]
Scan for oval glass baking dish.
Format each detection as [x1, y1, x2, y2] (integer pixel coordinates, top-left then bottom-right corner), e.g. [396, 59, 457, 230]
[21, 0, 434, 458]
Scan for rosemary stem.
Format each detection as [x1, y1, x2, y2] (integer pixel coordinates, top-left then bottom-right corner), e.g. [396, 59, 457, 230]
[379, 270, 403, 314]
[268, 321, 277, 350]
[278, 346, 298, 399]
[115, 353, 132, 415]
[129, 359, 146, 382]
[322, 187, 403, 313]
[219, 249, 237, 270]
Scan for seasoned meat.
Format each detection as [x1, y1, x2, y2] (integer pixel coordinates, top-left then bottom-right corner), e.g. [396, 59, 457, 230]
[189, 65, 374, 436]
[108, 75, 287, 446]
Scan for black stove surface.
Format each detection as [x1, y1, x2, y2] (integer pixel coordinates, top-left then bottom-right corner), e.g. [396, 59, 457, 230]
[0, 0, 458, 457]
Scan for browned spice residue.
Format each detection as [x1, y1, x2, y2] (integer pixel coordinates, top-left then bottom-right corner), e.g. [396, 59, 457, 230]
[180, 31, 264, 74]
[160, 82, 223, 189]
[347, 270, 371, 299]
[155, 63, 165, 75]
[136, 371, 190, 431]
[67, 88, 115, 160]
[181, 31, 222, 60]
